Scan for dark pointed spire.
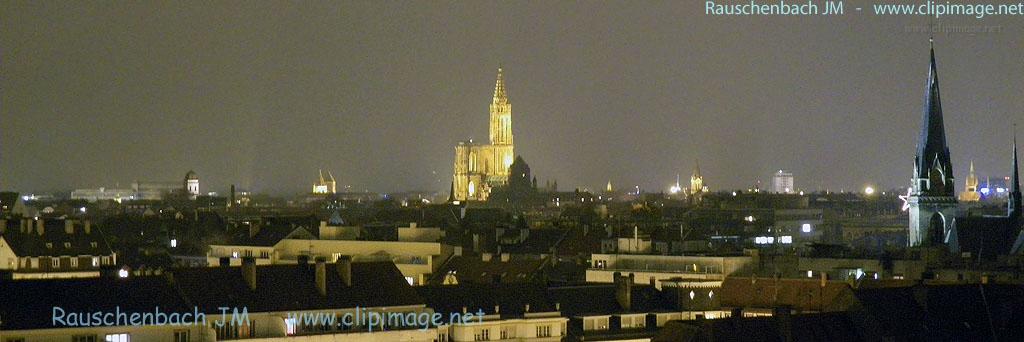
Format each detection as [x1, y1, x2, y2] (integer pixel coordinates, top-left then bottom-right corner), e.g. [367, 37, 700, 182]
[1010, 126, 1021, 217]
[915, 39, 954, 195]
[448, 180, 456, 203]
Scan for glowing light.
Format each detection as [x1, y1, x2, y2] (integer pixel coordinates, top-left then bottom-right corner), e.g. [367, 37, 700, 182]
[744, 216, 755, 222]
[780, 236, 793, 244]
[118, 269, 129, 278]
[170, 239, 177, 248]
[732, 191, 737, 196]
[807, 270, 813, 278]
[864, 186, 875, 195]
[801, 223, 812, 233]
[689, 291, 695, 300]
[669, 185, 681, 194]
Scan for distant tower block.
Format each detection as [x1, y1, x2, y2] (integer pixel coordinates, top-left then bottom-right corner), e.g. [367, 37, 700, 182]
[907, 40, 958, 247]
[959, 161, 980, 202]
[772, 170, 794, 194]
[313, 169, 337, 194]
[184, 170, 200, 197]
[452, 67, 516, 201]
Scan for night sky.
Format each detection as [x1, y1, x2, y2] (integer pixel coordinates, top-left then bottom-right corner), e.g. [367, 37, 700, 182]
[2, 2, 1022, 195]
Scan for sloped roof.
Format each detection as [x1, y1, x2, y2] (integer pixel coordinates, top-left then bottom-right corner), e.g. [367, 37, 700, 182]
[0, 219, 113, 257]
[170, 261, 423, 313]
[0, 276, 192, 330]
[719, 277, 856, 312]
[415, 283, 553, 317]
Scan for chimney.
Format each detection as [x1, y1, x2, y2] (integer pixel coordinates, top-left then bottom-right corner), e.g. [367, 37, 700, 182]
[36, 218, 45, 236]
[336, 255, 352, 286]
[482, 253, 492, 262]
[242, 257, 257, 290]
[65, 220, 75, 235]
[454, 246, 463, 256]
[500, 253, 510, 262]
[614, 272, 633, 312]
[524, 304, 530, 313]
[774, 306, 793, 342]
[84, 220, 91, 234]
[315, 257, 327, 296]
[249, 223, 261, 238]
[494, 305, 500, 314]
[410, 222, 417, 229]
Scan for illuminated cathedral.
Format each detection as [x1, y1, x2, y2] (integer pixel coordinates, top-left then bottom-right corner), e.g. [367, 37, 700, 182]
[452, 68, 515, 201]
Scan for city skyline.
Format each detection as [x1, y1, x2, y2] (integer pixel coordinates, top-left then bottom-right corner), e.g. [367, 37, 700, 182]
[2, 2, 1023, 195]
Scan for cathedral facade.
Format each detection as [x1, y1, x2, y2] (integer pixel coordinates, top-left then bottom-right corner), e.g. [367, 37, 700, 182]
[452, 68, 515, 201]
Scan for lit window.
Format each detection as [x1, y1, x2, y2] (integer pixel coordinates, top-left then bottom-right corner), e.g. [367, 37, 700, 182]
[801, 224, 812, 233]
[118, 269, 129, 278]
[807, 270, 814, 278]
[405, 276, 415, 285]
[231, 251, 239, 258]
[170, 239, 177, 248]
[104, 333, 129, 342]
[70, 258, 78, 268]
[689, 290, 695, 300]
[780, 236, 793, 244]
[92, 257, 100, 267]
[285, 317, 297, 335]
[51, 258, 60, 267]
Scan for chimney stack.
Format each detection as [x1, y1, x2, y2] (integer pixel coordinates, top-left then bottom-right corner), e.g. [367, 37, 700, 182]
[36, 218, 45, 236]
[614, 272, 633, 312]
[336, 255, 352, 286]
[500, 253, 510, 262]
[315, 257, 327, 296]
[242, 257, 257, 290]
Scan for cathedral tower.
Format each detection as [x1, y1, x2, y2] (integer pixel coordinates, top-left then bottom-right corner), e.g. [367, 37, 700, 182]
[451, 67, 516, 201]
[908, 40, 958, 247]
[959, 161, 980, 202]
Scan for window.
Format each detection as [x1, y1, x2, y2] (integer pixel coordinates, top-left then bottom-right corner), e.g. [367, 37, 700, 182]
[92, 257, 100, 267]
[501, 328, 513, 339]
[173, 330, 189, 342]
[73, 335, 97, 342]
[30, 258, 38, 269]
[104, 334, 129, 342]
[260, 251, 270, 259]
[64, 242, 71, 248]
[51, 258, 60, 268]
[285, 317, 298, 335]
[537, 325, 552, 337]
[70, 257, 79, 268]
[231, 251, 239, 258]
[91, 242, 98, 248]
[473, 328, 490, 341]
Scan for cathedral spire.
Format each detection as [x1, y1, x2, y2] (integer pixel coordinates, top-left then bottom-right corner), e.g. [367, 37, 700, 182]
[693, 160, 702, 178]
[493, 67, 508, 105]
[915, 39, 954, 195]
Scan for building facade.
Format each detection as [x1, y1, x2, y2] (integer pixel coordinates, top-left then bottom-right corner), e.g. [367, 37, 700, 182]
[772, 170, 794, 194]
[452, 68, 515, 201]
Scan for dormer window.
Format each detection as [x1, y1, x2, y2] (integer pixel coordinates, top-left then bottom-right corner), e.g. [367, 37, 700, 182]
[91, 242, 98, 249]
[45, 243, 53, 249]
[64, 242, 71, 248]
